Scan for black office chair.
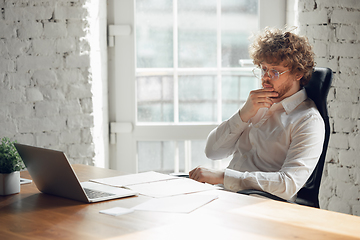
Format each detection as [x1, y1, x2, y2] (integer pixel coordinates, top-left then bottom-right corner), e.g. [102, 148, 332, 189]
[237, 67, 333, 208]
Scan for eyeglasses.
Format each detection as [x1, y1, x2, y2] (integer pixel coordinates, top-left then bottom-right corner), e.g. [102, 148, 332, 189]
[252, 66, 290, 80]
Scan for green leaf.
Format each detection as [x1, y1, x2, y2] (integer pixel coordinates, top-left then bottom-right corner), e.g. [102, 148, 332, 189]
[0, 137, 25, 173]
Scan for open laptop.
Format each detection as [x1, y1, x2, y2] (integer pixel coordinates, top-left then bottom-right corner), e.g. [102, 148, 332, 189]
[15, 143, 138, 203]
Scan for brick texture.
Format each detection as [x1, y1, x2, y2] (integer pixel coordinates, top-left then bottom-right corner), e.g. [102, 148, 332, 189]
[298, 0, 360, 216]
[0, 0, 96, 165]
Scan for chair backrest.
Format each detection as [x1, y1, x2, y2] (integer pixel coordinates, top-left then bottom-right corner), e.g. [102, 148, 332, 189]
[296, 67, 333, 208]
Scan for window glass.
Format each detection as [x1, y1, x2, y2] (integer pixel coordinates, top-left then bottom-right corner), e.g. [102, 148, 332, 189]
[135, 0, 259, 173]
[178, 0, 217, 68]
[138, 141, 180, 173]
[137, 75, 174, 122]
[221, 0, 258, 67]
[136, 0, 173, 68]
[137, 140, 230, 174]
[136, 0, 259, 124]
[179, 75, 217, 122]
[222, 74, 258, 120]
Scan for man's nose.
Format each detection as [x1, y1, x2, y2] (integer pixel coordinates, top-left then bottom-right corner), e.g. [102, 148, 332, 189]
[262, 70, 272, 80]
[262, 74, 271, 82]
[262, 78, 273, 88]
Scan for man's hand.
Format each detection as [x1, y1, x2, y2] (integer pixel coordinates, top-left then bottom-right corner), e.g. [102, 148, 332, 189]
[239, 88, 278, 122]
[189, 166, 224, 185]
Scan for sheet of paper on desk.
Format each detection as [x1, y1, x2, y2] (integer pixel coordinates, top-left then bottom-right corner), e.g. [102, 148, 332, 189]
[100, 207, 134, 216]
[89, 171, 178, 187]
[20, 178, 33, 185]
[132, 193, 219, 213]
[127, 178, 221, 198]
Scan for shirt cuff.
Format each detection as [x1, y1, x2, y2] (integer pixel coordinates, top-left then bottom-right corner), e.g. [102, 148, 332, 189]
[228, 110, 249, 133]
[223, 168, 244, 192]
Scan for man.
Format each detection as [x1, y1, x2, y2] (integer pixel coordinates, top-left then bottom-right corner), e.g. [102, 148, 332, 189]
[189, 28, 325, 201]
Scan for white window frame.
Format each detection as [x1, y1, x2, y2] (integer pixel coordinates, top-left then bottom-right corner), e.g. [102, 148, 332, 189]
[108, 0, 286, 173]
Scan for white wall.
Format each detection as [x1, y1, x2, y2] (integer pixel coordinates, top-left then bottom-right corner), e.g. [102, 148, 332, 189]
[0, 0, 108, 167]
[87, 0, 109, 168]
[296, 0, 360, 215]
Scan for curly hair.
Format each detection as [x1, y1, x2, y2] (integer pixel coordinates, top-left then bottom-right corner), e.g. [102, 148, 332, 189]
[249, 28, 315, 87]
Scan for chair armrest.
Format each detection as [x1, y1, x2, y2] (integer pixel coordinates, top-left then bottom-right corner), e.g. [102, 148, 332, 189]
[237, 189, 292, 203]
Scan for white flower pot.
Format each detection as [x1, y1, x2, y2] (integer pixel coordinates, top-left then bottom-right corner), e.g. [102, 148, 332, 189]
[0, 171, 20, 195]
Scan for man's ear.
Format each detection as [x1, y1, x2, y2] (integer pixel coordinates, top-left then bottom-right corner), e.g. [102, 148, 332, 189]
[295, 73, 304, 81]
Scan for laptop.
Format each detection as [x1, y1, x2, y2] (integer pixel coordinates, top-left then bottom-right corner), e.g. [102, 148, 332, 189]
[15, 143, 138, 203]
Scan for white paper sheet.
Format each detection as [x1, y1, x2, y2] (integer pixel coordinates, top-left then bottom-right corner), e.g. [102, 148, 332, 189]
[127, 177, 220, 198]
[132, 194, 218, 213]
[20, 178, 32, 185]
[90, 171, 178, 187]
[100, 207, 134, 216]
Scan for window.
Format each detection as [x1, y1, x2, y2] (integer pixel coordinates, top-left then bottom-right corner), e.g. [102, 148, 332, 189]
[135, 0, 258, 173]
[136, 0, 259, 123]
[108, 0, 285, 174]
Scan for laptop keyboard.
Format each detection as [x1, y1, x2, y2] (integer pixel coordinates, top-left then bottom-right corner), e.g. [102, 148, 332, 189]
[83, 188, 115, 199]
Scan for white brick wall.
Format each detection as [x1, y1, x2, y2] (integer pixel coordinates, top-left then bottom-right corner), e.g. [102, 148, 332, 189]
[297, 0, 360, 215]
[0, 0, 106, 166]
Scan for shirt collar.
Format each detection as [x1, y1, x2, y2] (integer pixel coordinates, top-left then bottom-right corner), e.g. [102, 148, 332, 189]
[270, 89, 307, 114]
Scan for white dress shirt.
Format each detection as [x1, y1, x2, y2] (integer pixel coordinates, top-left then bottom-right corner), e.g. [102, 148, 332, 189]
[205, 89, 325, 200]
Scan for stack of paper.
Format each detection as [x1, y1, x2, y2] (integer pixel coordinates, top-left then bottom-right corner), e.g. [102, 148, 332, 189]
[90, 171, 220, 198]
[94, 171, 221, 214]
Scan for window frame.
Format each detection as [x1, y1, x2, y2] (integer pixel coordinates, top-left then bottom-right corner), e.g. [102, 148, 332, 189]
[108, 0, 286, 173]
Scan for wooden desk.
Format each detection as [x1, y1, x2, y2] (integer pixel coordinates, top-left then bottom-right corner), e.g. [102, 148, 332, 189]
[1, 164, 360, 240]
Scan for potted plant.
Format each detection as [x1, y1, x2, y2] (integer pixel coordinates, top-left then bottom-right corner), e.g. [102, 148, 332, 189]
[0, 137, 25, 195]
